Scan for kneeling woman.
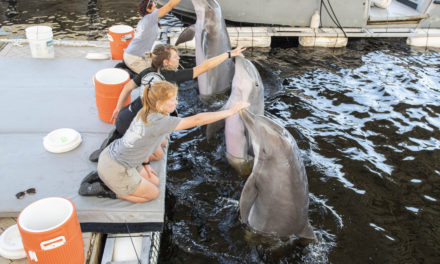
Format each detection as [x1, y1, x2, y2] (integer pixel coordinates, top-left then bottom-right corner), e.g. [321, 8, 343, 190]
[98, 81, 249, 203]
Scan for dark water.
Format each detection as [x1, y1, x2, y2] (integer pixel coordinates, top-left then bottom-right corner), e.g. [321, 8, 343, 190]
[163, 40, 440, 264]
[0, 0, 182, 40]
[2, 1, 440, 263]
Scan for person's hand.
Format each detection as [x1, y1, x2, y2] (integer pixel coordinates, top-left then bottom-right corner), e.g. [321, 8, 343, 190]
[145, 164, 158, 178]
[230, 101, 250, 114]
[110, 108, 120, 124]
[161, 138, 167, 147]
[231, 45, 246, 58]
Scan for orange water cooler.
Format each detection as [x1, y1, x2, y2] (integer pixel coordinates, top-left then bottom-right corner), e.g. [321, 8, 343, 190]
[17, 197, 84, 264]
[108, 25, 134, 60]
[94, 68, 131, 123]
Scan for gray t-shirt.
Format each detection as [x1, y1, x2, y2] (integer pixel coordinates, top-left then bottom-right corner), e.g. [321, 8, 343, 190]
[108, 112, 181, 168]
[124, 9, 159, 58]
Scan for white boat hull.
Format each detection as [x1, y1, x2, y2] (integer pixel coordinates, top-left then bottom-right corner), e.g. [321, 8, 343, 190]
[159, 0, 440, 29]
[159, 0, 367, 27]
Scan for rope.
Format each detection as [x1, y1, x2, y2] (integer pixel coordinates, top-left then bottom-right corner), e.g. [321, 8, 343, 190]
[237, 22, 241, 47]
[425, 23, 431, 50]
[251, 26, 254, 49]
[319, 0, 323, 29]
[125, 222, 141, 264]
[321, 0, 347, 38]
[386, 4, 389, 33]
[313, 26, 317, 47]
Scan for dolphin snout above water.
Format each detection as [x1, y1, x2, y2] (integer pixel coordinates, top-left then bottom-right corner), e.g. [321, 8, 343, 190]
[238, 110, 316, 240]
[224, 57, 264, 175]
[205, 57, 264, 175]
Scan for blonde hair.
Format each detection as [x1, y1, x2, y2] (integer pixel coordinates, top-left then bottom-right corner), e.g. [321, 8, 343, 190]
[138, 81, 178, 124]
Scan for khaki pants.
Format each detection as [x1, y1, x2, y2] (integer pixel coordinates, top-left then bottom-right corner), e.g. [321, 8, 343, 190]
[123, 52, 152, 74]
[97, 147, 142, 197]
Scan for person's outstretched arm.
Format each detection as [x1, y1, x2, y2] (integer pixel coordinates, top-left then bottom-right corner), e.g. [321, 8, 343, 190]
[192, 46, 246, 78]
[175, 102, 250, 131]
[158, 0, 181, 18]
[111, 80, 137, 123]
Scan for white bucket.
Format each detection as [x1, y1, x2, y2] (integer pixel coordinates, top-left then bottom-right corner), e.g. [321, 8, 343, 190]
[25, 26, 55, 59]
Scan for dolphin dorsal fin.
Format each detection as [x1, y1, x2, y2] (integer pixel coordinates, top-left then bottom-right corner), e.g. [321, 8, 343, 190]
[175, 25, 195, 46]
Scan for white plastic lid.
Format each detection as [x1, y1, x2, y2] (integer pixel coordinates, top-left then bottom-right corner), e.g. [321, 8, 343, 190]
[109, 25, 133, 34]
[43, 128, 82, 153]
[0, 224, 26, 260]
[86, 52, 110, 60]
[94, 68, 129, 85]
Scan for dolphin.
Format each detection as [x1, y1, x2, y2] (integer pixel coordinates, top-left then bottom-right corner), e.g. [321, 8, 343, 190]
[175, 0, 234, 99]
[238, 109, 316, 240]
[218, 57, 264, 175]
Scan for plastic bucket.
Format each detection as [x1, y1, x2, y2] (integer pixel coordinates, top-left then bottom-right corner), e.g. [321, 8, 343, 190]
[17, 197, 84, 264]
[108, 25, 134, 60]
[25, 26, 55, 59]
[94, 68, 131, 123]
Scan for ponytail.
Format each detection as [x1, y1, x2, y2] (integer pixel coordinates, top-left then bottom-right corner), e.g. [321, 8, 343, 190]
[138, 81, 178, 124]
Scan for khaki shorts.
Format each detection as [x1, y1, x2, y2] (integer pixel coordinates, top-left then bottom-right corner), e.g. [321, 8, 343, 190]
[97, 147, 142, 197]
[123, 52, 152, 74]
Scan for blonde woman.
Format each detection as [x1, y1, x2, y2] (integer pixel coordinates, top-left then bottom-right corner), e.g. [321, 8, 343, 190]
[97, 81, 249, 203]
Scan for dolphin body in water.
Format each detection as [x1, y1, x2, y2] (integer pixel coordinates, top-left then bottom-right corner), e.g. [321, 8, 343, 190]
[238, 110, 316, 240]
[175, 0, 234, 99]
[217, 57, 264, 175]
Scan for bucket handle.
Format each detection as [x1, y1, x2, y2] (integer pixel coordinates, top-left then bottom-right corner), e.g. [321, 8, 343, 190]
[40, 236, 66, 250]
[28, 251, 38, 262]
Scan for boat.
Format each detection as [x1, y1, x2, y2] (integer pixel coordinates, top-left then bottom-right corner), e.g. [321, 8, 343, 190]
[159, 0, 440, 28]
[160, 0, 440, 47]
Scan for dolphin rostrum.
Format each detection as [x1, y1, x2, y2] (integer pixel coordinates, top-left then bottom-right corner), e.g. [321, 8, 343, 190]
[175, 0, 234, 99]
[238, 110, 316, 240]
[223, 57, 264, 175]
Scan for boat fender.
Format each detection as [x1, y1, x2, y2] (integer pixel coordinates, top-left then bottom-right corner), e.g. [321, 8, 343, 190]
[310, 10, 320, 29]
[371, 0, 392, 9]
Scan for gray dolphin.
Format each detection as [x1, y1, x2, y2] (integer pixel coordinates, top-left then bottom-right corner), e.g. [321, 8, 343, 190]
[175, 0, 234, 99]
[238, 110, 316, 240]
[223, 57, 264, 175]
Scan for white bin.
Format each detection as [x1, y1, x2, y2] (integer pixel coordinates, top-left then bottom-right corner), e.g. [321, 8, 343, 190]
[25, 26, 55, 58]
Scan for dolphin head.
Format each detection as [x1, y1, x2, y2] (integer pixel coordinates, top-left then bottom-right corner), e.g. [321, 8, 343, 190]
[235, 57, 261, 86]
[239, 109, 289, 160]
[232, 57, 264, 114]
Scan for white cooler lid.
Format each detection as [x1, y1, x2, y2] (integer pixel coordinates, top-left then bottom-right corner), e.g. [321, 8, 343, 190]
[0, 224, 26, 260]
[43, 128, 82, 153]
